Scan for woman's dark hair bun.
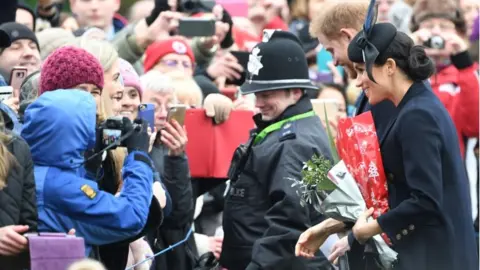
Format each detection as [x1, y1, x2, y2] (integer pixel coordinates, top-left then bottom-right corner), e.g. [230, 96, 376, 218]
[406, 45, 435, 81]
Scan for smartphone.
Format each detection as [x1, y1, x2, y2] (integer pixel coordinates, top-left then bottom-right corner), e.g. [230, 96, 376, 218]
[167, 105, 188, 126]
[0, 86, 13, 102]
[311, 99, 339, 123]
[227, 51, 250, 86]
[178, 18, 216, 37]
[138, 103, 155, 131]
[9, 67, 28, 95]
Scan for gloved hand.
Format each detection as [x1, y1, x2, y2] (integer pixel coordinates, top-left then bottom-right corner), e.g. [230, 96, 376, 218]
[204, 93, 233, 124]
[123, 118, 150, 154]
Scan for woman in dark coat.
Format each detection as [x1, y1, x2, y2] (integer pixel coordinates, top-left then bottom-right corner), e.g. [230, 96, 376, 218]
[332, 22, 478, 270]
[0, 112, 37, 269]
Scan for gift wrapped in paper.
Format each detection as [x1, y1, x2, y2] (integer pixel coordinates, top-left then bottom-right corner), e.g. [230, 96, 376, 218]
[336, 112, 391, 245]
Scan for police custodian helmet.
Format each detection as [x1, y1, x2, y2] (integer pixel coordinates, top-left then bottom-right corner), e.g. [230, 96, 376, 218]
[240, 30, 317, 94]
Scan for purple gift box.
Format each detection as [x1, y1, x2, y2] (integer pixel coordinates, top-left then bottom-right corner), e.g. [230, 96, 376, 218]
[26, 232, 85, 270]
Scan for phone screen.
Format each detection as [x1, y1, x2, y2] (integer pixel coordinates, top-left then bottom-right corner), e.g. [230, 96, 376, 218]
[167, 105, 187, 126]
[102, 129, 121, 146]
[178, 18, 216, 37]
[10, 67, 28, 95]
[138, 103, 155, 131]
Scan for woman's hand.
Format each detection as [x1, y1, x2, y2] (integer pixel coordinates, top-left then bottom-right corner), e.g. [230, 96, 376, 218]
[199, 5, 230, 50]
[161, 120, 187, 156]
[135, 11, 183, 50]
[441, 32, 469, 56]
[0, 225, 29, 256]
[410, 28, 432, 46]
[204, 93, 234, 124]
[208, 236, 223, 259]
[328, 236, 350, 263]
[352, 207, 382, 244]
[295, 223, 331, 258]
[3, 96, 19, 114]
[295, 218, 346, 258]
[206, 52, 244, 81]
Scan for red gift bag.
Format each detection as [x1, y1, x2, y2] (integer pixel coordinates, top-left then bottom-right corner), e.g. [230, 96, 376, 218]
[184, 109, 255, 178]
[336, 112, 391, 245]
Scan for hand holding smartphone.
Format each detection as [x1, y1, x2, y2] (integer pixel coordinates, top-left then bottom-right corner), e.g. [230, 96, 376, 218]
[10, 67, 28, 97]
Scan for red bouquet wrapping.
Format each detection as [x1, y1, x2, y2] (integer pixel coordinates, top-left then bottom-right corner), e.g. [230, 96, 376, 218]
[336, 112, 391, 245]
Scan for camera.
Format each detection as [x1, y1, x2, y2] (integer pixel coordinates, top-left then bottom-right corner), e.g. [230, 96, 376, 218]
[98, 116, 140, 149]
[423, 36, 445, 49]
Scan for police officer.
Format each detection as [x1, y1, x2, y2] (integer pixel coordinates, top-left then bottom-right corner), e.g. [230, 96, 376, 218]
[220, 30, 334, 270]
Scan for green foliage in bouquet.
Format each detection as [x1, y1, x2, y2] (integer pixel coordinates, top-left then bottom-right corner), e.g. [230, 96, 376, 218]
[301, 154, 336, 191]
[300, 104, 341, 190]
[290, 104, 342, 210]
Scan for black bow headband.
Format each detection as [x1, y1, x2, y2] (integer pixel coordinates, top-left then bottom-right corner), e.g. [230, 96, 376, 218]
[357, 0, 379, 83]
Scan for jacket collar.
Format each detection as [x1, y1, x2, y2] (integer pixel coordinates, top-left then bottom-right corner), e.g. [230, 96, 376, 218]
[253, 94, 313, 131]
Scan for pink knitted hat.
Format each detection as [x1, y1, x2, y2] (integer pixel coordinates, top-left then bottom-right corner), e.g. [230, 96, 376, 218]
[119, 58, 143, 100]
[40, 46, 104, 95]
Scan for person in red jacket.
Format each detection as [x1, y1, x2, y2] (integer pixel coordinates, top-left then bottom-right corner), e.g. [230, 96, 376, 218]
[410, 0, 479, 157]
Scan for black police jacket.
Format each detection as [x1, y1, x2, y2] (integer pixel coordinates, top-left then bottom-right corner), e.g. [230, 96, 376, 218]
[220, 95, 335, 270]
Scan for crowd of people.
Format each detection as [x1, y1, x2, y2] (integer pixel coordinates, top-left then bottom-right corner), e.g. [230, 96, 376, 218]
[0, 0, 478, 269]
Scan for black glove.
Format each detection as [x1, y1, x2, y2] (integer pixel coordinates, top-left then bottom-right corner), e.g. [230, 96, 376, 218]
[145, 0, 171, 26]
[123, 118, 150, 154]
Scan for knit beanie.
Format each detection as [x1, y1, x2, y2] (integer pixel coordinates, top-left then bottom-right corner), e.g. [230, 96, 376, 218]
[40, 46, 104, 94]
[119, 58, 143, 99]
[0, 22, 39, 49]
[37, 28, 75, 60]
[410, 0, 466, 35]
[144, 38, 195, 73]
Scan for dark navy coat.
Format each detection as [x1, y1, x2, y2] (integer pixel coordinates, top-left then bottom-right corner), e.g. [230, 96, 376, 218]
[376, 82, 478, 270]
